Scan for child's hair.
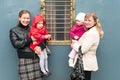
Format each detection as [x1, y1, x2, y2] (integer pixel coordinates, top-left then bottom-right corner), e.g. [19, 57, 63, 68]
[85, 12, 104, 38]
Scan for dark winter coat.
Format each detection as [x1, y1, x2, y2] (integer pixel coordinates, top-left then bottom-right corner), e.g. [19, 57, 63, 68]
[9, 23, 40, 59]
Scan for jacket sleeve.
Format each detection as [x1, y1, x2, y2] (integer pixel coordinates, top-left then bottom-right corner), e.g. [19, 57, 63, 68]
[71, 41, 81, 52]
[39, 41, 46, 50]
[69, 26, 76, 39]
[71, 32, 96, 53]
[9, 29, 32, 49]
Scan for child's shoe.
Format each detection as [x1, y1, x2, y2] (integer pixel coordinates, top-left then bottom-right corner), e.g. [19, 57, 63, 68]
[68, 58, 74, 68]
[42, 71, 52, 77]
[42, 71, 49, 77]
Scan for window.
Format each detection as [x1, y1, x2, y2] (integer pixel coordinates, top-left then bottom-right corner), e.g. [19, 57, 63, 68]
[40, 0, 75, 45]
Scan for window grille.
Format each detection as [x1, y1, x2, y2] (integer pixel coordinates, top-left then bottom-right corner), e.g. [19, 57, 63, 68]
[40, 0, 75, 45]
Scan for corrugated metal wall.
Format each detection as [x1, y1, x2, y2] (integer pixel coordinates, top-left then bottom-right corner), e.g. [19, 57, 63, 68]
[0, 0, 120, 80]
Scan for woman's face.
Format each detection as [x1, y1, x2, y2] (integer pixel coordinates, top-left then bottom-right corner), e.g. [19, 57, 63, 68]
[84, 16, 96, 29]
[19, 13, 30, 26]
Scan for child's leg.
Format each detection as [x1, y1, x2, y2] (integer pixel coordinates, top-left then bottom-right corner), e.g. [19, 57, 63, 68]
[68, 49, 76, 67]
[38, 51, 47, 74]
[68, 49, 76, 59]
[43, 49, 49, 72]
[68, 40, 78, 59]
[68, 40, 78, 67]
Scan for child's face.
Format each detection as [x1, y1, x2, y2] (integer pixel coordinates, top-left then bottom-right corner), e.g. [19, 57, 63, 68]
[76, 20, 84, 26]
[37, 21, 43, 29]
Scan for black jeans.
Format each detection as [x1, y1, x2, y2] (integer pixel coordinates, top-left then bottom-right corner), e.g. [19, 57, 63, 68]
[84, 71, 91, 80]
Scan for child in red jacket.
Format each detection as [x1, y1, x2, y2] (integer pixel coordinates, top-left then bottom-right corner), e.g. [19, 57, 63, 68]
[29, 14, 51, 76]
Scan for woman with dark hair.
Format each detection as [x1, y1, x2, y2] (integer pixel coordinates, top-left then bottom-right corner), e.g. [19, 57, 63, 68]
[9, 10, 44, 80]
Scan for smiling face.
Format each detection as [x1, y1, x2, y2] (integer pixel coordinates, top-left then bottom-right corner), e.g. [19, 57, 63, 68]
[18, 13, 30, 26]
[84, 16, 96, 29]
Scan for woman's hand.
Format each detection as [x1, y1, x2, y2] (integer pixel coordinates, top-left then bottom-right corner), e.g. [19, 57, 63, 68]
[34, 46, 41, 54]
[31, 36, 36, 42]
[71, 41, 81, 52]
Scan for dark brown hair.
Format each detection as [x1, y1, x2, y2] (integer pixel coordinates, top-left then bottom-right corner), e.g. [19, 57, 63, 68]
[18, 10, 31, 18]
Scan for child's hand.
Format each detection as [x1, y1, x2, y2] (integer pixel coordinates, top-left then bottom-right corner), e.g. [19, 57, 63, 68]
[34, 46, 41, 54]
[47, 34, 51, 40]
[74, 36, 79, 40]
[45, 34, 51, 40]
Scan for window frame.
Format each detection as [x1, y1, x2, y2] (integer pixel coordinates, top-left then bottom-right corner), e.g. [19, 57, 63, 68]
[40, 0, 75, 45]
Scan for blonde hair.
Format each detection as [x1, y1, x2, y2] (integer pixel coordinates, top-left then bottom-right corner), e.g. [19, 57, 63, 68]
[85, 12, 104, 38]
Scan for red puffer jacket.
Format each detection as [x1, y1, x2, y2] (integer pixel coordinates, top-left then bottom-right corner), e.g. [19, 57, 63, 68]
[29, 14, 48, 51]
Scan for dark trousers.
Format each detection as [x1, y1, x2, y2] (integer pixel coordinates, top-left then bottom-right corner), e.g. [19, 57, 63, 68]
[83, 71, 91, 80]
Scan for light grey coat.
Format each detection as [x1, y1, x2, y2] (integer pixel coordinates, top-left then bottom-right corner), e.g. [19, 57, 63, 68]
[72, 27, 100, 71]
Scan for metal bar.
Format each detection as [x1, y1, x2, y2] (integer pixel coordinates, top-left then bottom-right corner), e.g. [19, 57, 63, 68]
[45, 14, 70, 16]
[45, 9, 71, 12]
[46, 22, 71, 24]
[45, 18, 71, 20]
[45, 1, 71, 3]
[45, 5, 71, 7]
[46, 27, 70, 28]
[48, 32, 69, 33]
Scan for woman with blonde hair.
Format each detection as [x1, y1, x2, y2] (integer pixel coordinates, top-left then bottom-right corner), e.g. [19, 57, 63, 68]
[71, 12, 104, 80]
